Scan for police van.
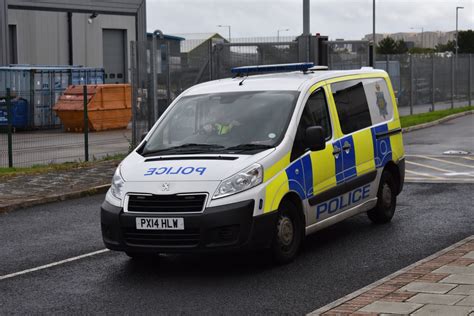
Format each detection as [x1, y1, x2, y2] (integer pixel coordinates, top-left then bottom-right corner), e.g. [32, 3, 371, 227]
[101, 63, 405, 263]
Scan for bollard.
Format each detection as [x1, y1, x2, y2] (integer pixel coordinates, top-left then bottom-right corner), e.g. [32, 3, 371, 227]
[6, 88, 13, 168]
[83, 85, 89, 162]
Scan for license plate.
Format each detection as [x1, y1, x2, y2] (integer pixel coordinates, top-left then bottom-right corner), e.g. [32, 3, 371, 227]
[135, 217, 184, 230]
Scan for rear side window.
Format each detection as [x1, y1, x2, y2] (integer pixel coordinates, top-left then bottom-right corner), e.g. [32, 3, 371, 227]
[331, 80, 372, 134]
[363, 78, 394, 124]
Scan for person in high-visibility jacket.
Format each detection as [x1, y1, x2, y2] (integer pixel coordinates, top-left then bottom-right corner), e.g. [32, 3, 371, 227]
[202, 105, 240, 135]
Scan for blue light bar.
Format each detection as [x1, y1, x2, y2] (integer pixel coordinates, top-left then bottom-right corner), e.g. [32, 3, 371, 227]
[231, 62, 315, 75]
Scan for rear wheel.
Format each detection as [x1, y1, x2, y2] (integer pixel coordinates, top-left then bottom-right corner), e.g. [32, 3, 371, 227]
[271, 200, 304, 264]
[368, 170, 397, 224]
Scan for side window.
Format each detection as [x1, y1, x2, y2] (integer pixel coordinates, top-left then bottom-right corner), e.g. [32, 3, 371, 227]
[332, 80, 372, 134]
[291, 89, 332, 161]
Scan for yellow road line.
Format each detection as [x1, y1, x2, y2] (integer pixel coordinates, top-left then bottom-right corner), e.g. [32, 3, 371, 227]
[406, 160, 455, 173]
[409, 155, 474, 169]
[406, 169, 442, 179]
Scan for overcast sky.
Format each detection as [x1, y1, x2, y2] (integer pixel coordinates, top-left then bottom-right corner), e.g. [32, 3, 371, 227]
[146, 0, 473, 40]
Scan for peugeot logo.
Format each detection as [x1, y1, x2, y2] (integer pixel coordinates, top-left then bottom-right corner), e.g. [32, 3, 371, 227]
[161, 183, 170, 191]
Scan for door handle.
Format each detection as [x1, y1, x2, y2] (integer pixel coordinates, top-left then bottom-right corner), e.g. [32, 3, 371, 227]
[342, 141, 352, 153]
[333, 146, 341, 157]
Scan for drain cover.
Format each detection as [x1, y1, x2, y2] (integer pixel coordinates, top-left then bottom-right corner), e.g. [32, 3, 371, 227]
[443, 150, 471, 155]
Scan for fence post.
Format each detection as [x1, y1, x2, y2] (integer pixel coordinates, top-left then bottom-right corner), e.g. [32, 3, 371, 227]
[6, 88, 13, 168]
[83, 85, 89, 162]
[130, 41, 137, 148]
[431, 54, 435, 111]
[409, 54, 414, 115]
[166, 44, 171, 108]
[209, 40, 213, 80]
[469, 54, 472, 107]
[150, 36, 158, 123]
[451, 56, 455, 109]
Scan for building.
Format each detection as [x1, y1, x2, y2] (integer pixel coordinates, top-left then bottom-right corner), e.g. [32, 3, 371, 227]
[146, 33, 184, 73]
[1, 0, 146, 83]
[363, 31, 456, 49]
[172, 33, 228, 69]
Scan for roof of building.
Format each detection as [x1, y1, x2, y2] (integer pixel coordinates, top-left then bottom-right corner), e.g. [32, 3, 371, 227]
[171, 33, 227, 53]
[146, 33, 185, 41]
[184, 68, 387, 96]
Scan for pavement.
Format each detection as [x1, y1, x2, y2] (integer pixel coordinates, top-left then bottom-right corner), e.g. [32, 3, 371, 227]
[312, 236, 474, 315]
[0, 160, 117, 212]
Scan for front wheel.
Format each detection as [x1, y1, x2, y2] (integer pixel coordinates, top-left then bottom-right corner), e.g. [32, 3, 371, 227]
[367, 170, 397, 224]
[271, 200, 304, 264]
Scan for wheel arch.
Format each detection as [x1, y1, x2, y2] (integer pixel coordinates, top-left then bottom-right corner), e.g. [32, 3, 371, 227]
[279, 191, 306, 229]
[383, 160, 401, 195]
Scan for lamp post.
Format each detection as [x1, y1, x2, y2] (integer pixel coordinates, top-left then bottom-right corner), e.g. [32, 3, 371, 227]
[217, 25, 231, 42]
[372, 0, 376, 66]
[455, 6, 464, 55]
[410, 27, 424, 48]
[277, 28, 290, 42]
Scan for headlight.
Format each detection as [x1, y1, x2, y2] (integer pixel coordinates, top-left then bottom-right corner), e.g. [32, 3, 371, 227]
[110, 167, 125, 200]
[213, 164, 263, 199]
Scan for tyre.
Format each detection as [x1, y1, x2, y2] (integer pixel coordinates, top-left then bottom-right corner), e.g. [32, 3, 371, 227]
[367, 170, 397, 224]
[271, 200, 304, 264]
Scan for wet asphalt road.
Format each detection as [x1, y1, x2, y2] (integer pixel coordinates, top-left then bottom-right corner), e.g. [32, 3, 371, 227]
[1, 183, 473, 315]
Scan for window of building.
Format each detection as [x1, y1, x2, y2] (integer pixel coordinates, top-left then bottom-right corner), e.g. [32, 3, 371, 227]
[8, 25, 18, 64]
[331, 80, 372, 134]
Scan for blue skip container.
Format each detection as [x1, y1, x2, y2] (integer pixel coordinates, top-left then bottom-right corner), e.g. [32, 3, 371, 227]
[0, 97, 29, 129]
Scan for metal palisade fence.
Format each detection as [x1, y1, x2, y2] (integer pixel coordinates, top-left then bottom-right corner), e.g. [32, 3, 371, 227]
[1, 36, 473, 168]
[131, 36, 473, 147]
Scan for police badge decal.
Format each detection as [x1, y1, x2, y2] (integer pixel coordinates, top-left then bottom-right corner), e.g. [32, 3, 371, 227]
[375, 83, 388, 119]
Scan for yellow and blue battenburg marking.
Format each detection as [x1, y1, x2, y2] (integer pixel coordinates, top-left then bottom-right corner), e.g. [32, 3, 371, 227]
[266, 123, 396, 214]
[371, 123, 393, 168]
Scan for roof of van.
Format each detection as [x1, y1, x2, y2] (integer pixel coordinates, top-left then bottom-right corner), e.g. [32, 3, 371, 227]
[185, 68, 387, 96]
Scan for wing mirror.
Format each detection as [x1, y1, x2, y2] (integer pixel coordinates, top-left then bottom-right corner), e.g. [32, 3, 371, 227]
[304, 126, 326, 151]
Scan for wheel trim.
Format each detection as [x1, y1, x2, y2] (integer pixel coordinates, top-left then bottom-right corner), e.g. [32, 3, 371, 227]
[381, 183, 392, 208]
[277, 216, 294, 248]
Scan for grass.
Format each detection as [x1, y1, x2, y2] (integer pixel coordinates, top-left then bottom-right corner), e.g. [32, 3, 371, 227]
[0, 153, 126, 178]
[400, 106, 473, 128]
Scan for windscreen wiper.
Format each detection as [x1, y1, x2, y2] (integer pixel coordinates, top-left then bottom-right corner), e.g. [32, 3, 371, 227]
[143, 143, 225, 156]
[226, 144, 274, 152]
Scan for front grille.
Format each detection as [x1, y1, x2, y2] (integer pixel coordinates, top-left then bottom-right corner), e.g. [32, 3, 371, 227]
[127, 194, 206, 213]
[124, 228, 200, 247]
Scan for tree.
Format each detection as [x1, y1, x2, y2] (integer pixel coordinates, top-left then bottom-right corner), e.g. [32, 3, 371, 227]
[377, 37, 397, 54]
[395, 39, 408, 54]
[435, 40, 455, 53]
[377, 37, 408, 54]
[458, 30, 474, 53]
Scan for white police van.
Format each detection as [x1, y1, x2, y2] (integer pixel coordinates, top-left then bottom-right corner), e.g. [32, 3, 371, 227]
[101, 63, 405, 263]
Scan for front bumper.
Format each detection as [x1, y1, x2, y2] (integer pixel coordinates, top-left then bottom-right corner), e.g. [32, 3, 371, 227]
[101, 199, 278, 253]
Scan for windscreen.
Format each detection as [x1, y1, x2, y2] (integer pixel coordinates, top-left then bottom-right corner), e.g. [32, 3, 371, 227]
[142, 91, 299, 155]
